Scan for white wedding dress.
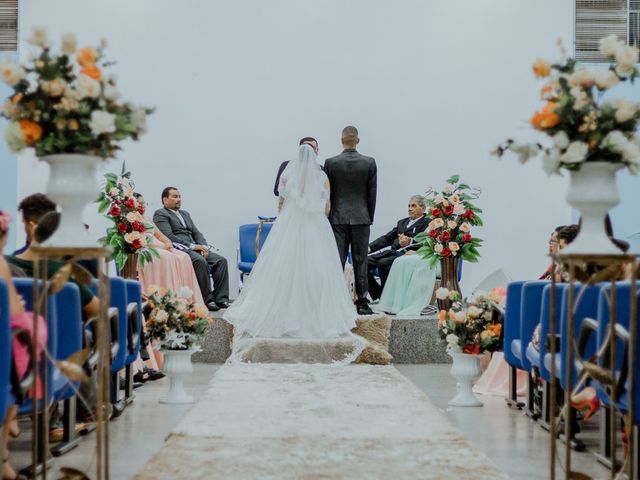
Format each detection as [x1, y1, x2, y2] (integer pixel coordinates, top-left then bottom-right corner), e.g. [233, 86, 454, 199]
[224, 144, 365, 364]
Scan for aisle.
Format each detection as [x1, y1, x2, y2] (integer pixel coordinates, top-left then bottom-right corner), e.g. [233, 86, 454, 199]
[133, 364, 509, 479]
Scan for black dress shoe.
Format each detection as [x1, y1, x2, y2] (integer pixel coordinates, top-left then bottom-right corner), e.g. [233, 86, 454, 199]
[111, 400, 126, 419]
[215, 302, 229, 310]
[356, 303, 374, 315]
[207, 301, 221, 312]
[143, 367, 165, 381]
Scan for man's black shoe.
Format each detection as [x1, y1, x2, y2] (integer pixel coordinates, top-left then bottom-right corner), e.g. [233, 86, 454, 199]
[356, 303, 374, 315]
[111, 400, 126, 419]
[143, 367, 165, 381]
[215, 302, 229, 310]
[207, 301, 221, 312]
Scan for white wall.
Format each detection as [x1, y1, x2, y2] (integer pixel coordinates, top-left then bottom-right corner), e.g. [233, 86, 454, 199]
[17, 0, 574, 295]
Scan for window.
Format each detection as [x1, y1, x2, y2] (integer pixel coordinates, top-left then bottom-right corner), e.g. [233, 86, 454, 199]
[0, 0, 17, 52]
[575, 0, 629, 62]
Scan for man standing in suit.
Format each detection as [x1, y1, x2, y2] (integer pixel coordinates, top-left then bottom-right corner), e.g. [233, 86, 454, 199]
[153, 187, 229, 311]
[367, 195, 429, 301]
[273, 137, 319, 196]
[324, 126, 377, 315]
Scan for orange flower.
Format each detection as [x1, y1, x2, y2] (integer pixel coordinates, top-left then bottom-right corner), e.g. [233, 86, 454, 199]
[530, 102, 560, 130]
[540, 82, 558, 101]
[488, 323, 502, 336]
[76, 47, 97, 67]
[81, 65, 101, 80]
[11, 93, 22, 104]
[532, 58, 551, 78]
[19, 119, 42, 145]
[438, 309, 447, 325]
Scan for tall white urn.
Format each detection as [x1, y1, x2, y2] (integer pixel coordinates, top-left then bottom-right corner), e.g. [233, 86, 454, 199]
[159, 349, 196, 404]
[448, 352, 483, 407]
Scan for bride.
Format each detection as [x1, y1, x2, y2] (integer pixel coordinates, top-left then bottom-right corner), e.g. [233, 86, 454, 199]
[223, 144, 364, 363]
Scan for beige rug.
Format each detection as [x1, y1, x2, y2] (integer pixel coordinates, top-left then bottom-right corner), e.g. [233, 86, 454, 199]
[133, 364, 509, 479]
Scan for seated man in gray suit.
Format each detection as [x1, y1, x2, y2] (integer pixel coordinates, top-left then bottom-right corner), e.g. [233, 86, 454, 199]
[153, 187, 229, 311]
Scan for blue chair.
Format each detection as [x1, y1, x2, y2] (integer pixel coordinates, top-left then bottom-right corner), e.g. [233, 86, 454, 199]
[123, 280, 142, 403]
[0, 280, 10, 425]
[238, 223, 273, 282]
[513, 281, 549, 373]
[503, 280, 527, 408]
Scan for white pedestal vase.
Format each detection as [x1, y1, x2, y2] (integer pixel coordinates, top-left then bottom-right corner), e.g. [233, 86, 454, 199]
[448, 352, 483, 407]
[159, 349, 196, 404]
[41, 154, 102, 248]
[563, 161, 623, 255]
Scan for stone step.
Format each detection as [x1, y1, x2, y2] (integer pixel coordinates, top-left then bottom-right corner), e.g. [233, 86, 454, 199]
[193, 313, 451, 364]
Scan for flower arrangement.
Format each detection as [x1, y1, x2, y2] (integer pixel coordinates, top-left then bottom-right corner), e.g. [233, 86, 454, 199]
[493, 36, 640, 175]
[144, 286, 210, 350]
[414, 174, 483, 267]
[97, 164, 158, 269]
[0, 27, 153, 158]
[437, 286, 506, 355]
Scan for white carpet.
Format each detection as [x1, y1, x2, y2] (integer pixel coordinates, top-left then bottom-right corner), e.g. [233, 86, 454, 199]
[133, 364, 510, 479]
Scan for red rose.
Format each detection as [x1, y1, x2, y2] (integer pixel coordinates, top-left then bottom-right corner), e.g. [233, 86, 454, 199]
[439, 231, 451, 242]
[109, 205, 121, 217]
[137, 204, 145, 215]
[132, 239, 142, 250]
[115, 199, 122, 205]
[125, 198, 136, 209]
[462, 209, 475, 219]
[117, 222, 127, 234]
[443, 205, 454, 216]
[463, 343, 481, 355]
[132, 221, 145, 233]
[441, 247, 452, 257]
[188, 311, 196, 320]
[462, 233, 472, 243]
[431, 208, 442, 217]
[428, 230, 438, 238]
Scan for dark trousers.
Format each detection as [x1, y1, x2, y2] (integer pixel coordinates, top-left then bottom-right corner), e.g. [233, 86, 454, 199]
[332, 224, 370, 302]
[186, 250, 229, 304]
[367, 251, 399, 300]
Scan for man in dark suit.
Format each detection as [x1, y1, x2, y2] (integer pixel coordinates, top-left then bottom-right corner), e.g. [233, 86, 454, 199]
[273, 137, 319, 196]
[324, 126, 377, 315]
[368, 195, 429, 301]
[153, 187, 229, 311]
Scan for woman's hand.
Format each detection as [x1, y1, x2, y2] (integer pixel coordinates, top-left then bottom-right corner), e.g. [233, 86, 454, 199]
[163, 241, 173, 251]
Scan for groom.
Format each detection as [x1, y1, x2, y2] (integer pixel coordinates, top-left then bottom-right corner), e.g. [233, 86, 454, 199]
[324, 126, 377, 315]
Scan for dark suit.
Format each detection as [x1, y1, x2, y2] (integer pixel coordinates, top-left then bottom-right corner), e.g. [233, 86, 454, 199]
[324, 149, 377, 302]
[367, 216, 429, 300]
[153, 207, 229, 305]
[273, 161, 289, 196]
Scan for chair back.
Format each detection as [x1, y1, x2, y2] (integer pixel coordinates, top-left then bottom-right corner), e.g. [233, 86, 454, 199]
[503, 281, 526, 367]
[51, 283, 83, 400]
[0, 280, 10, 424]
[90, 277, 128, 372]
[124, 280, 143, 363]
[537, 283, 566, 381]
[238, 223, 273, 273]
[519, 281, 550, 372]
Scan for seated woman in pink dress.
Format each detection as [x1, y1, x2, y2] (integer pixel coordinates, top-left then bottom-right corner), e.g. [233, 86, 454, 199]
[135, 194, 204, 305]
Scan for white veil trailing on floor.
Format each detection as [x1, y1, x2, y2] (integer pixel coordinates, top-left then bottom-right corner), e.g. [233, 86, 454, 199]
[223, 144, 366, 364]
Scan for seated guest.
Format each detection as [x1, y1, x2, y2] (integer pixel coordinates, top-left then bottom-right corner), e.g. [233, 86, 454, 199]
[135, 194, 204, 305]
[367, 195, 429, 301]
[538, 225, 567, 280]
[153, 187, 229, 311]
[12, 193, 56, 255]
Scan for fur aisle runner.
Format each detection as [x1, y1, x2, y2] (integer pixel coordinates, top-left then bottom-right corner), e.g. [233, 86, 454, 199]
[133, 364, 509, 479]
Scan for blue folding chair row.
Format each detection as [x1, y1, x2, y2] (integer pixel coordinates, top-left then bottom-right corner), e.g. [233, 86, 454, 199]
[0, 280, 10, 425]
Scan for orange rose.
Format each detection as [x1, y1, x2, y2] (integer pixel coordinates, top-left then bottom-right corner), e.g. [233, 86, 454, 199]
[438, 309, 447, 324]
[11, 93, 23, 104]
[532, 58, 551, 78]
[489, 323, 502, 336]
[19, 119, 42, 145]
[81, 65, 101, 81]
[530, 102, 560, 130]
[76, 47, 97, 67]
[540, 82, 558, 101]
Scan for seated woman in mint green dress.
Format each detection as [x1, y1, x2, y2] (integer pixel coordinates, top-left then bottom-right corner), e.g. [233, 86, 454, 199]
[377, 252, 438, 316]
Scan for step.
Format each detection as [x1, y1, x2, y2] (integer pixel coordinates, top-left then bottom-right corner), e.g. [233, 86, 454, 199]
[193, 313, 451, 364]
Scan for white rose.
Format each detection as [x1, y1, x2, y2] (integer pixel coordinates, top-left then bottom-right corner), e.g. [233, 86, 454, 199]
[175, 298, 188, 314]
[601, 130, 629, 153]
[178, 286, 193, 299]
[542, 148, 562, 176]
[4, 122, 25, 152]
[453, 203, 464, 215]
[467, 305, 483, 319]
[453, 310, 467, 324]
[61, 33, 77, 55]
[599, 34, 623, 57]
[615, 45, 639, 70]
[593, 70, 619, 91]
[27, 26, 50, 47]
[89, 110, 116, 135]
[0, 60, 26, 86]
[614, 99, 637, 123]
[75, 74, 101, 99]
[442, 183, 454, 194]
[124, 231, 141, 244]
[434, 218, 444, 228]
[568, 69, 594, 88]
[130, 107, 147, 133]
[41, 78, 67, 97]
[103, 83, 120, 101]
[560, 141, 589, 164]
[154, 310, 168, 324]
[434, 243, 443, 254]
[448, 242, 460, 252]
[446, 334, 459, 347]
[108, 187, 119, 197]
[620, 141, 640, 163]
[616, 64, 635, 79]
[447, 220, 457, 229]
[570, 87, 590, 111]
[459, 222, 471, 233]
[435, 287, 450, 300]
[553, 131, 570, 150]
[433, 194, 445, 205]
[448, 194, 460, 204]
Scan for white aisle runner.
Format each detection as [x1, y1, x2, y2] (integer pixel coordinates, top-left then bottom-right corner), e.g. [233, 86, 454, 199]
[133, 364, 509, 479]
